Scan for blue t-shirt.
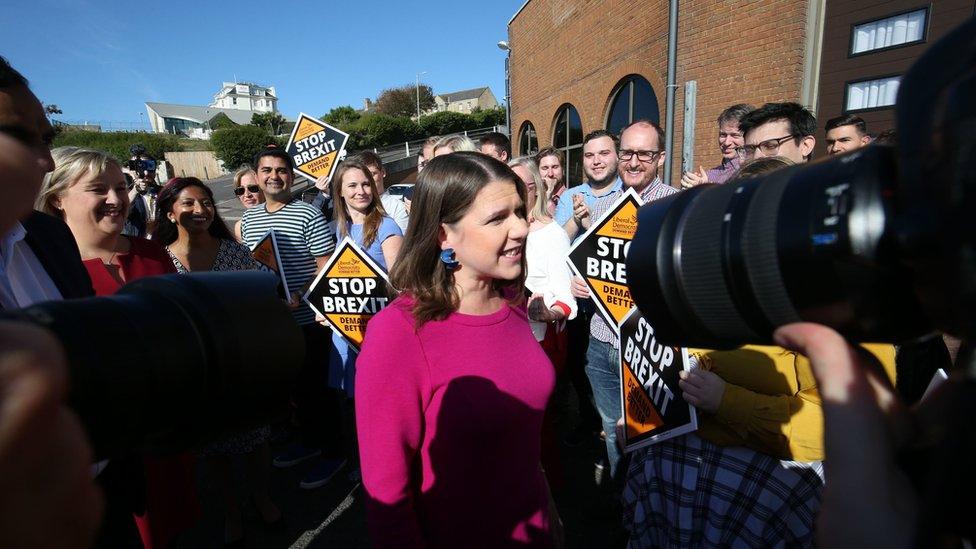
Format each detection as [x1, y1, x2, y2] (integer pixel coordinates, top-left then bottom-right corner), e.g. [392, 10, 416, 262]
[336, 216, 402, 271]
[554, 178, 624, 242]
[329, 215, 402, 396]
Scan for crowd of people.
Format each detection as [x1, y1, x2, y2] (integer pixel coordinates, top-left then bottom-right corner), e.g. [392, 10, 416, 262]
[0, 52, 963, 549]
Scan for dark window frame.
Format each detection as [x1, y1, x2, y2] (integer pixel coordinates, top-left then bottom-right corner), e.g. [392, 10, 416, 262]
[552, 104, 584, 188]
[842, 73, 902, 114]
[847, 5, 931, 58]
[519, 120, 538, 156]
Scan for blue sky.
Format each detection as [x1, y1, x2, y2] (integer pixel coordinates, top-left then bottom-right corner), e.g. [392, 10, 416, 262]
[2, 0, 524, 128]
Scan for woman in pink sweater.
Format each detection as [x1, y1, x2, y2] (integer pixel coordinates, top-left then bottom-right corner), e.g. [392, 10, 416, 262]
[356, 151, 556, 548]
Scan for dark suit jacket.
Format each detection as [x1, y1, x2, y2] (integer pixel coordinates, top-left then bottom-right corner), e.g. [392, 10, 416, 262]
[21, 211, 95, 300]
[127, 188, 158, 238]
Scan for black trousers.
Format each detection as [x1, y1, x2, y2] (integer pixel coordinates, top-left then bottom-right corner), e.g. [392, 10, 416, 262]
[566, 299, 601, 428]
[296, 323, 343, 457]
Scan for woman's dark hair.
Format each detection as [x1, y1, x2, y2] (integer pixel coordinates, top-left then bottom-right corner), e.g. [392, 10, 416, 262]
[152, 177, 234, 245]
[389, 151, 527, 328]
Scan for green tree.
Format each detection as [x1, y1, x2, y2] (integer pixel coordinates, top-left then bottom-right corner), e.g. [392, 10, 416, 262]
[211, 125, 277, 170]
[322, 105, 360, 128]
[52, 131, 184, 161]
[209, 112, 237, 130]
[346, 114, 421, 150]
[418, 111, 471, 136]
[250, 111, 287, 135]
[469, 107, 507, 128]
[375, 84, 435, 118]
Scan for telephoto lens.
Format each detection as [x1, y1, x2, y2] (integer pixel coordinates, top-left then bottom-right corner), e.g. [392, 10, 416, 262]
[1, 271, 304, 459]
[627, 145, 930, 349]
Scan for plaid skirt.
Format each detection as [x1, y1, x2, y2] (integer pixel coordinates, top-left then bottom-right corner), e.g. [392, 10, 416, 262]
[622, 433, 824, 548]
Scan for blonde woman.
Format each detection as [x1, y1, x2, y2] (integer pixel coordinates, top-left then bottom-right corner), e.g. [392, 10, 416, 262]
[231, 167, 263, 241]
[432, 134, 478, 157]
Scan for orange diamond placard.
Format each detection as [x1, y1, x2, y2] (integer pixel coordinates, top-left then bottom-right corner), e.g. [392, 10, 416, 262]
[285, 113, 349, 182]
[567, 187, 642, 333]
[303, 237, 391, 351]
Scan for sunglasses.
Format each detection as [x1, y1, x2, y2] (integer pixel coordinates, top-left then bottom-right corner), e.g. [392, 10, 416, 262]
[234, 185, 261, 196]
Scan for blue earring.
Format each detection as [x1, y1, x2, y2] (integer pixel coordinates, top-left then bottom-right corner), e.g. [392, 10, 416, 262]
[440, 248, 460, 271]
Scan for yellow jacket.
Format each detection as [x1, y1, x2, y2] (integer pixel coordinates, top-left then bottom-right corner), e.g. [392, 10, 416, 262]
[690, 344, 896, 462]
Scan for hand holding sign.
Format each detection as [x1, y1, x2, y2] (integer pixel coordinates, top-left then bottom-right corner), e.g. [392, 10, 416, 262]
[678, 369, 725, 413]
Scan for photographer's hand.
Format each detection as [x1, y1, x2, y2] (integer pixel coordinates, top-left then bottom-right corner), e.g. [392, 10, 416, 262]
[774, 323, 916, 549]
[0, 322, 103, 548]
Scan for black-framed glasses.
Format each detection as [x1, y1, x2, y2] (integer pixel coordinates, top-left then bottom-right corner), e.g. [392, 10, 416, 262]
[618, 149, 663, 162]
[234, 185, 261, 196]
[739, 135, 797, 158]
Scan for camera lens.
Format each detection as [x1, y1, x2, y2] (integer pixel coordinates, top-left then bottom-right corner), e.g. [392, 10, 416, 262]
[627, 145, 931, 348]
[3, 272, 304, 458]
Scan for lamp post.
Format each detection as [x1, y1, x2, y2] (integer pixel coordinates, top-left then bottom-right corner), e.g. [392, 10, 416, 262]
[416, 71, 428, 120]
[497, 40, 511, 137]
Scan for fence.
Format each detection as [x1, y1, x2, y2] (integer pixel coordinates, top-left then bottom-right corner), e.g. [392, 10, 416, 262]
[370, 125, 506, 164]
[164, 151, 227, 180]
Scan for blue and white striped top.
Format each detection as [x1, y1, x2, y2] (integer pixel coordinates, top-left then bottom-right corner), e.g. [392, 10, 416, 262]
[242, 199, 336, 325]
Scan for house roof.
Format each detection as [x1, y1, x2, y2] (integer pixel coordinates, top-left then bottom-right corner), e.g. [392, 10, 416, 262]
[437, 87, 489, 103]
[144, 102, 257, 125]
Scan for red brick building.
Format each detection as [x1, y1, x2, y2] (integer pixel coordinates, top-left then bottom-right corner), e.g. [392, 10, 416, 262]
[507, 0, 975, 185]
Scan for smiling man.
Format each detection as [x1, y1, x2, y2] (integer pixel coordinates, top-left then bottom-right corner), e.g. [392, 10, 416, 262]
[681, 103, 754, 187]
[557, 130, 622, 242]
[240, 146, 348, 491]
[824, 114, 871, 155]
[581, 119, 676, 477]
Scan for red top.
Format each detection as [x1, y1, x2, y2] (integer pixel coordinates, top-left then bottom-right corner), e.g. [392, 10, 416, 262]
[356, 296, 555, 548]
[82, 236, 177, 293]
[82, 236, 195, 549]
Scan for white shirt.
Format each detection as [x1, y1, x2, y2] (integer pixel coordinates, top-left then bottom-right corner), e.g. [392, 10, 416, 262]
[381, 193, 410, 234]
[0, 223, 64, 309]
[525, 221, 578, 341]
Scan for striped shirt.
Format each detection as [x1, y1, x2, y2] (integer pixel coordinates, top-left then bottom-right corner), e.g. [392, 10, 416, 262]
[242, 199, 335, 325]
[590, 178, 677, 346]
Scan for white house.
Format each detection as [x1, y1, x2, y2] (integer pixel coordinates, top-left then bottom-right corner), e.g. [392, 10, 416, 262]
[210, 82, 278, 112]
[146, 81, 281, 139]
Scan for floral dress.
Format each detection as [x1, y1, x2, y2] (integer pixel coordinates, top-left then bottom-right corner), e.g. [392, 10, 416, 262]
[166, 238, 272, 456]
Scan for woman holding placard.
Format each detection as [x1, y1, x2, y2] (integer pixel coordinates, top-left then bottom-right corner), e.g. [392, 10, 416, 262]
[356, 151, 558, 548]
[324, 160, 403, 396]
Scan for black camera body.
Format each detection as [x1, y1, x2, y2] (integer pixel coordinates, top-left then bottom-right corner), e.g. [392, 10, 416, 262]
[4, 272, 304, 459]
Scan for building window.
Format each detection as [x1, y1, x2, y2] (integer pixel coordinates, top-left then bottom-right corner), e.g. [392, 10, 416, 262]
[606, 75, 660, 136]
[845, 76, 900, 112]
[851, 8, 927, 55]
[553, 104, 583, 187]
[232, 97, 237, 105]
[519, 121, 538, 156]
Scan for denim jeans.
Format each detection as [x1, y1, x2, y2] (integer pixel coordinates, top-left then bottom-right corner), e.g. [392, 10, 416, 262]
[585, 335, 622, 475]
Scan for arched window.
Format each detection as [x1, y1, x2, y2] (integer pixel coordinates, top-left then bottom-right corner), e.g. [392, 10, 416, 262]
[518, 121, 538, 156]
[552, 104, 583, 186]
[606, 75, 660, 136]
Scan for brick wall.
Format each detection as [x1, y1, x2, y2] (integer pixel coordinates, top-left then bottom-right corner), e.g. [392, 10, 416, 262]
[509, 0, 810, 185]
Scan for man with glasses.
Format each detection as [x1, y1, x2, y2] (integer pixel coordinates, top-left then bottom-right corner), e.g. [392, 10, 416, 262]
[681, 103, 754, 187]
[578, 120, 676, 479]
[738, 102, 817, 164]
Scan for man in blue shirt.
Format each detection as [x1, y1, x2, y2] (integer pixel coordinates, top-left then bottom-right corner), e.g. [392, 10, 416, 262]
[555, 130, 623, 243]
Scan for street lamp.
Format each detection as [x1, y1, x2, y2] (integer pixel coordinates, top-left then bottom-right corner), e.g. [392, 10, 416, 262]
[416, 71, 428, 120]
[496, 41, 511, 137]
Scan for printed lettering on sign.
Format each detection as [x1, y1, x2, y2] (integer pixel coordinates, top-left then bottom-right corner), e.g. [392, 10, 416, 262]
[285, 113, 350, 182]
[303, 237, 391, 351]
[567, 187, 643, 332]
[250, 229, 290, 300]
[618, 308, 697, 452]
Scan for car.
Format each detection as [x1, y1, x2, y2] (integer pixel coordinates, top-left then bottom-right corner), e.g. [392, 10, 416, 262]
[385, 183, 414, 199]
